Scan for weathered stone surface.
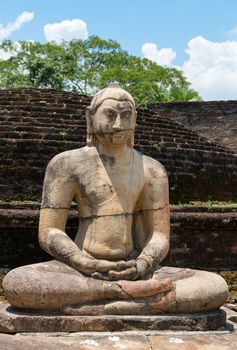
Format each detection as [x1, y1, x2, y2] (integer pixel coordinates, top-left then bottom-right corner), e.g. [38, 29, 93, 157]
[148, 333, 237, 350]
[0, 333, 151, 350]
[224, 303, 237, 312]
[221, 306, 237, 327]
[0, 302, 227, 332]
[224, 305, 237, 324]
[1, 332, 237, 350]
[229, 315, 237, 323]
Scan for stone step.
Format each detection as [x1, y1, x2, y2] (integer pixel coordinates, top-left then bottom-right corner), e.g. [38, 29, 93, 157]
[0, 302, 228, 333]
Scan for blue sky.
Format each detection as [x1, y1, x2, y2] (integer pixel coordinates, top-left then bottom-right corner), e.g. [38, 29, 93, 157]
[1, 0, 237, 100]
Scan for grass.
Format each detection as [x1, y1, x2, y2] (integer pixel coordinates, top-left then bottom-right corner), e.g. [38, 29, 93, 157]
[174, 200, 237, 208]
[0, 199, 40, 205]
[1, 199, 237, 208]
[219, 271, 237, 303]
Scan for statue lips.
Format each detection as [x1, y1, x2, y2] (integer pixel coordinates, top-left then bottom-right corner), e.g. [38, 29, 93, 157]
[112, 131, 128, 144]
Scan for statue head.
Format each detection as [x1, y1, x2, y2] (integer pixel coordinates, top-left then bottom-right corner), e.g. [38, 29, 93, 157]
[86, 84, 137, 147]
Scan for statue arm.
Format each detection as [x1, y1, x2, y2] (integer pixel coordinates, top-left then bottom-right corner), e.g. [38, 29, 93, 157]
[135, 159, 170, 277]
[38, 154, 89, 272]
[39, 154, 132, 276]
[39, 208, 88, 272]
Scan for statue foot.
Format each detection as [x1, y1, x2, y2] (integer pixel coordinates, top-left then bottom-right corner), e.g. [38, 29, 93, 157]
[62, 289, 176, 315]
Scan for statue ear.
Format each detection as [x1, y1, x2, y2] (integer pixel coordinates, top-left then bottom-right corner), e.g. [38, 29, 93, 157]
[134, 110, 137, 123]
[127, 110, 137, 148]
[86, 107, 95, 145]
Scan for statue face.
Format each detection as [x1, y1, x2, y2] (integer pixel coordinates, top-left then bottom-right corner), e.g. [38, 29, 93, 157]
[92, 99, 136, 147]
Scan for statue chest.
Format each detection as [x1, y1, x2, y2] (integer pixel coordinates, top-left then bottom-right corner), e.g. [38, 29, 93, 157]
[76, 156, 144, 212]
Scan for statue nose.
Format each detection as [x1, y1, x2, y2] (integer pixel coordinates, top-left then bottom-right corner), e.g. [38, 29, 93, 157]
[113, 114, 122, 130]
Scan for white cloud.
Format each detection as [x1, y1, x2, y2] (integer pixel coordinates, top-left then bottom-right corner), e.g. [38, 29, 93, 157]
[141, 42, 176, 66]
[0, 12, 34, 40]
[182, 36, 237, 100]
[141, 35, 237, 100]
[44, 19, 88, 43]
[0, 49, 11, 60]
[0, 41, 30, 61]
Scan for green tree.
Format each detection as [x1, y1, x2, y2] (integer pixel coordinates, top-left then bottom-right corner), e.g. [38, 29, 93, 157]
[161, 85, 201, 102]
[0, 36, 201, 106]
[0, 40, 77, 90]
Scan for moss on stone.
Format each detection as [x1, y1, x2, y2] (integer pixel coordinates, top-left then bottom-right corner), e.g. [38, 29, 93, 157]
[173, 200, 237, 207]
[0, 198, 40, 204]
[218, 271, 237, 303]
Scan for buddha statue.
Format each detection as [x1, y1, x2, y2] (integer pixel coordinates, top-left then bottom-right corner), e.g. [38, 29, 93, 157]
[3, 85, 228, 316]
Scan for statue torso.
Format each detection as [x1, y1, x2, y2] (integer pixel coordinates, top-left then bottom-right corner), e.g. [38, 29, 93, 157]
[71, 146, 145, 260]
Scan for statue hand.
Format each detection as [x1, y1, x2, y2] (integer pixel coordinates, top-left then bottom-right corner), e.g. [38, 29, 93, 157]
[107, 258, 151, 281]
[89, 258, 135, 274]
[108, 262, 137, 281]
[91, 259, 136, 280]
[135, 258, 151, 279]
[71, 253, 136, 277]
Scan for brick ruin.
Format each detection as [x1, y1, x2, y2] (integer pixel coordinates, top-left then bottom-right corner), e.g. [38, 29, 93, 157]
[1, 88, 237, 202]
[1, 203, 236, 270]
[0, 88, 236, 270]
[149, 100, 237, 154]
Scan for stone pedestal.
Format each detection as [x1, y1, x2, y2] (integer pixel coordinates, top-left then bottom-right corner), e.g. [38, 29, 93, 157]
[0, 302, 226, 333]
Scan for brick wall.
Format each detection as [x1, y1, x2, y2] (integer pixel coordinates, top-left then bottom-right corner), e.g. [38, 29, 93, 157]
[0, 204, 236, 270]
[1, 88, 237, 202]
[149, 100, 237, 153]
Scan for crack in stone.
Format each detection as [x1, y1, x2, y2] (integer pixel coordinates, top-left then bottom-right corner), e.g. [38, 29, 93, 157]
[114, 282, 129, 299]
[41, 206, 71, 210]
[147, 334, 154, 350]
[40, 204, 168, 215]
[78, 205, 168, 221]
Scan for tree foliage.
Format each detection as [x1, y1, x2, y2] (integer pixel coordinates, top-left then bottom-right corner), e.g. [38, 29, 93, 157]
[0, 36, 201, 106]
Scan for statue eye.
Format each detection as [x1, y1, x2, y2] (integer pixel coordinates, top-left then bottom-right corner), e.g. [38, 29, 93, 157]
[105, 109, 116, 119]
[121, 110, 132, 119]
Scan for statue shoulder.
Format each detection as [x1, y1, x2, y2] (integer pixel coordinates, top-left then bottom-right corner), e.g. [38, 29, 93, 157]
[142, 155, 168, 181]
[46, 146, 88, 176]
[141, 155, 169, 203]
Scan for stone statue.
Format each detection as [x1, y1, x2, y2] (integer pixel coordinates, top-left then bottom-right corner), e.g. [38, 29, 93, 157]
[3, 85, 228, 316]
